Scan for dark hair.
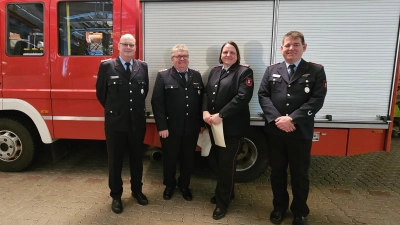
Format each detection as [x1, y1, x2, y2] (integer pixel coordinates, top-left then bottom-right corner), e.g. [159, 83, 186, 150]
[219, 41, 240, 64]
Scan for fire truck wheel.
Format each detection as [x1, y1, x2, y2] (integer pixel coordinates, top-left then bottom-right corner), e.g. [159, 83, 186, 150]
[235, 126, 269, 183]
[0, 118, 35, 172]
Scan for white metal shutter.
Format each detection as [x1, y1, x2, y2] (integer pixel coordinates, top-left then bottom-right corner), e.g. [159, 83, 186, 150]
[143, 1, 274, 116]
[276, 0, 400, 122]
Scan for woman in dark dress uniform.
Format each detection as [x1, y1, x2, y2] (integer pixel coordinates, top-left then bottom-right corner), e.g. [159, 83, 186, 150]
[202, 41, 254, 220]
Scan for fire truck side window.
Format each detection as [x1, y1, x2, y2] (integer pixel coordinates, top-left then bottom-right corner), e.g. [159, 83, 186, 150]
[6, 3, 44, 56]
[58, 1, 113, 56]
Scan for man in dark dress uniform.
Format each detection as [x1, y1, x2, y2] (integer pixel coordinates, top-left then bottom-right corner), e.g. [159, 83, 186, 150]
[96, 34, 149, 214]
[151, 44, 204, 201]
[258, 31, 327, 225]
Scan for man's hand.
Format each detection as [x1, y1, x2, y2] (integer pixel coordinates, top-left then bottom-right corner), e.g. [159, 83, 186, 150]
[275, 116, 296, 133]
[210, 113, 222, 125]
[159, 130, 169, 138]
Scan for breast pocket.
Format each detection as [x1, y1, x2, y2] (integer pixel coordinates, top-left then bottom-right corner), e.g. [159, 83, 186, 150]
[165, 84, 179, 90]
[192, 83, 203, 96]
[298, 77, 315, 94]
[268, 76, 282, 93]
[137, 80, 147, 95]
[107, 79, 122, 94]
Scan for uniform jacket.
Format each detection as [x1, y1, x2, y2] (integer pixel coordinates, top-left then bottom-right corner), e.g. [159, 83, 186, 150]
[96, 57, 149, 132]
[258, 59, 327, 140]
[202, 62, 254, 138]
[151, 67, 204, 136]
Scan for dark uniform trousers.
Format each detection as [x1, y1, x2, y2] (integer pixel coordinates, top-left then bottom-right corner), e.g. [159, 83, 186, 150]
[208, 135, 242, 211]
[266, 134, 312, 217]
[106, 129, 144, 199]
[161, 134, 198, 189]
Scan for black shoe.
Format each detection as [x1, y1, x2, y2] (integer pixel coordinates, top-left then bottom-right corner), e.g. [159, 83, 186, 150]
[132, 191, 148, 205]
[210, 194, 235, 204]
[292, 215, 306, 225]
[179, 187, 193, 201]
[111, 198, 123, 214]
[270, 210, 285, 224]
[163, 187, 174, 200]
[212, 207, 227, 220]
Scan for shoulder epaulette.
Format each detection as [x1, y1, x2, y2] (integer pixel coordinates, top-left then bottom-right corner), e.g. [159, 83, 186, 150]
[101, 58, 112, 62]
[240, 64, 250, 68]
[308, 62, 322, 66]
[214, 65, 222, 68]
[159, 68, 168, 72]
[137, 59, 147, 64]
[189, 68, 199, 72]
[270, 62, 281, 66]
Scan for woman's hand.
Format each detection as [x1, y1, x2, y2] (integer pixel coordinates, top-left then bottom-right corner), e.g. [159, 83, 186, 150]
[203, 111, 212, 125]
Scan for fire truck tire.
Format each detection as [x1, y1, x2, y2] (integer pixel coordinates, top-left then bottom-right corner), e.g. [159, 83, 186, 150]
[235, 126, 269, 183]
[207, 126, 270, 183]
[0, 118, 35, 172]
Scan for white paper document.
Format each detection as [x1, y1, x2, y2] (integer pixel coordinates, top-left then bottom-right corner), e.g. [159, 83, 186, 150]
[197, 129, 212, 156]
[211, 122, 226, 147]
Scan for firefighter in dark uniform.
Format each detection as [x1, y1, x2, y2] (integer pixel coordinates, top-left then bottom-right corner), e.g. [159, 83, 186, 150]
[203, 41, 254, 220]
[151, 44, 204, 202]
[258, 31, 327, 225]
[96, 34, 149, 214]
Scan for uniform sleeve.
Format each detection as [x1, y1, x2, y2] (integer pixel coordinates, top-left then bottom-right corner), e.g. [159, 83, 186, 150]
[151, 72, 168, 131]
[143, 63, 150, 98]
[202, 69, 214, 112]
[197, 72, 206, 126]
[219, 67, 254, 118]
[258, 66, 282, 123]
[289, 65, 327, 123]
[95, 62, 107, 108]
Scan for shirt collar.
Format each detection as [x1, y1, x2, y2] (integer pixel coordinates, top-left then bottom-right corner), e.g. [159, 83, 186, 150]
[285, 59, 301, 68]
[119, 56, 133, 65]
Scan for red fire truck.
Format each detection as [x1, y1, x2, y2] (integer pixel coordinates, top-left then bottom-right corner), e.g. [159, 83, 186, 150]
[1, 0, 399, 182]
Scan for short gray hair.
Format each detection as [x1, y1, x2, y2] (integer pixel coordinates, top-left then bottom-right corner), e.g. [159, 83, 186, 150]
[171, 44, 189, 58]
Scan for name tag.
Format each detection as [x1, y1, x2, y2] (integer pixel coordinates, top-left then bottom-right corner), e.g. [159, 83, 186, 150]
[272, 74, 281, 78]
[110, 76, 119, 79]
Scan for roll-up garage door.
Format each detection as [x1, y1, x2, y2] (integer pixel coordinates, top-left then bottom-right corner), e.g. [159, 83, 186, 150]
[276, 0, 400, 122]
[143, 0, 274, 117]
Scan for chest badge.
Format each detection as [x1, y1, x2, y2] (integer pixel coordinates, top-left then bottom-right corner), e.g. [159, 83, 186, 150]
[305, 87, 310, 93]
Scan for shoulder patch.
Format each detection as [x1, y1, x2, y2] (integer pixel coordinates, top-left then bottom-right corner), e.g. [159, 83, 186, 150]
[240, 64, 250, 68]
[159, 68, 168, 72]
[101, 58, 112, 62]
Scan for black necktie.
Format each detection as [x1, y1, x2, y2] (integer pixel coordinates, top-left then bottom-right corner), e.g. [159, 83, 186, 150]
[288, 64, 295, 77]
[220, 69, 226, 77]
[178, 72, 186, 84]
[125, 62, 131, 74]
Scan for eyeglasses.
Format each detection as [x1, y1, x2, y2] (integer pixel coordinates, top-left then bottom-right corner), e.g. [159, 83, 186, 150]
[172, 55, 189, 60]
[120, 43, 135, 48]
